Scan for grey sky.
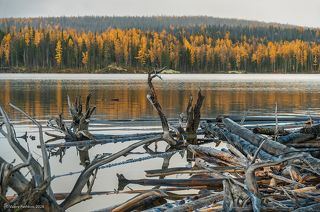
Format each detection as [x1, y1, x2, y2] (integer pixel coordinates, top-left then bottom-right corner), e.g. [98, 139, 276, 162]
[0, 0, 319, 28]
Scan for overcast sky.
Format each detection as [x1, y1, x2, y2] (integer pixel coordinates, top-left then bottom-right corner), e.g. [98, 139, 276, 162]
[1, 0, 319, 28]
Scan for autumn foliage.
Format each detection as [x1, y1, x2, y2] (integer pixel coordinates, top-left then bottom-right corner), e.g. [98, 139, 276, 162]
[0, 22, 319, 73]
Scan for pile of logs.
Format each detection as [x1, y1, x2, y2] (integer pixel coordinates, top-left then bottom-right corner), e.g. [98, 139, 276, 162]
[1, 68, 320, 211]
[109, 117, 320, 212]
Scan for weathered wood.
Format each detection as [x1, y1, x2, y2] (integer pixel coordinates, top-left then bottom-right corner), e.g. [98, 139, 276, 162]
[117, 174, 239, 191]
[223, 118, 320, 173]
[286, 142, 320, 148]
[217, 115, 320, 123]
[277, 133, 316, 144]
[188, 145, 246, 167]
[267, 173, 305, 187]
[10, 103, 55, 199]
[111, 191, 167, 212]
[60, 136, 161, 209]
[205, 124, 276, 161]
[0, 106, 61, 211]
[300, 124, 320, 136]
[0, 106, 44, 186]
[223, 179, 249, 211]
[185, 90, 205, 161]
[147, 68, 177, 146]
[245, 154, 306, 212]
[292, 203, 320, 212]
[0, 157, 29, 195]
[224, 118, 293, 156]
[40, 134, 159, 149]
[253, 127, 289, 136]
[166, 192, 223, 212]
[145, 166, 244, 177]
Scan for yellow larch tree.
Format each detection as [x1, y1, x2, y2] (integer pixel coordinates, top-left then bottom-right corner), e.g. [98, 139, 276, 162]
[24, 31, 30, 46]
[268, 42, 277, 72]
[55, 40, 63, 66]
[136, 36, 148, 65]
[3, 34, 11, 64]
[67, 38, 74, 47]
[34, 31, 42, 47]
[82, 51, 89, 66]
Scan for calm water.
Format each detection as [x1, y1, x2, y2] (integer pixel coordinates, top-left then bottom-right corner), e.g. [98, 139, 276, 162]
[1, 73, 320, 211]
[2, 73, 320, 120]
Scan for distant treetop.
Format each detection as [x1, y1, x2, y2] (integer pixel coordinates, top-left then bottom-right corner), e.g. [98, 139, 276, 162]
[0, 16, 319, 42]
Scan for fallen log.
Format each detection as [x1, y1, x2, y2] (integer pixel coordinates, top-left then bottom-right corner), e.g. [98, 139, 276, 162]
[166, 192, 223, 212]
[145, 166, 244, 177]
[300, 124, 320, 136]
[111, 190, 167, 212]
[277, 133, 316, 144]
[145, 167, 207, 177]
[188, 145, 247, 167]
[286, 143, 320, 148]
[223, 118, 320, 173]
[117, 174, 240, 191]
[39, 134, 158, 149]
[292, 203, 320, 212]
[204, 124, 276, 161]
[253, 127, 289, 136]
[217, 115, 320, 123]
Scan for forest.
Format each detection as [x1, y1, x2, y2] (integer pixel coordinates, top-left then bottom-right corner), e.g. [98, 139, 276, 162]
[0, 16, 320, 73]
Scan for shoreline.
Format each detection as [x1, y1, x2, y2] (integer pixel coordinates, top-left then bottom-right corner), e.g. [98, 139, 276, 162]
[2, 73, 320, 81]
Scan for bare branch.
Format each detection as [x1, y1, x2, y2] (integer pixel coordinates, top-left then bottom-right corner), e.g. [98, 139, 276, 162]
[0, 106, 43, 186]
[61, 136, 161, 209]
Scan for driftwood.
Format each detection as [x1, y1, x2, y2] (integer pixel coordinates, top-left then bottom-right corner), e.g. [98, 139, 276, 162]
[223, 118, 320, 172]
[166, 192, 223, 212]
[147, 68, 177, 146]
[188, 144, 247, 167]
[253, 127, 289, 136]
[146, 68, 205, 149]
[146, 167, 208, 177]
[47, 94, 96, 141]
[46, 94, 97, 167]
[111, 190, 167, 212]
[145, 166, 245, 177]
[0, 104, 161, 211]
[60, 136, 161, 209]
[3, 69, 320, 211]
[217, 115, 320, 123]
[40, 134, 159, 149]
[116, 173, 239, 191]
[0, 105, 59, 211]
[277, 133, 316, 144]
[204, 123, 276, 161]
[300, 124, 320, 135]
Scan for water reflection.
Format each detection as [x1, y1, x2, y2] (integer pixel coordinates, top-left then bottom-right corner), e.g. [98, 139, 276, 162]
[1, 75, 320, 121]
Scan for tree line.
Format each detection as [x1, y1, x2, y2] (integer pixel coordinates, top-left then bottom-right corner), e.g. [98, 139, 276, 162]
[0, 24, 319, 73]
[1, 16, 319, 42]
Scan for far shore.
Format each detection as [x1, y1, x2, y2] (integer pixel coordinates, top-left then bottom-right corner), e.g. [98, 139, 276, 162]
[1, 68, 320, 75]
[2, 73, 320, 82]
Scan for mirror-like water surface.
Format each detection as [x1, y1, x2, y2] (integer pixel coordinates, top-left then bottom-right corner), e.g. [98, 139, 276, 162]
[2, 74, 320, 120]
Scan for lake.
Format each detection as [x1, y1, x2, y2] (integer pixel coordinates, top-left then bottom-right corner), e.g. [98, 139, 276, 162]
[2, 74, 320, 120]
[1, 73, 320, 211]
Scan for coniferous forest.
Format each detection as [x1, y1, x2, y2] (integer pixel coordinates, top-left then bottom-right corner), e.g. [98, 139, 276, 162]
[0, 16, 320, 73]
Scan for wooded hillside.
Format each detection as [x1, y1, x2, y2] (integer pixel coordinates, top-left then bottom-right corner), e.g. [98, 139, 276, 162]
[0, 16, 319, 73]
